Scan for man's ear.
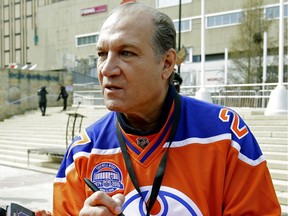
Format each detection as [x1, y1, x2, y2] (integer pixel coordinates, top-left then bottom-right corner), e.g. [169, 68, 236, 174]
[162, 48, 177, 80]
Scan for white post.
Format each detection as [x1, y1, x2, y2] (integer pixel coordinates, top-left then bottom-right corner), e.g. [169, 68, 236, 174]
[262, 32, 267, 108]
[265, 0, 287, 115]
[200, 0, 205, 88]
[224, 48, 228, 85]
[195, 0, 212, 103]
[278, 0, 284, 84]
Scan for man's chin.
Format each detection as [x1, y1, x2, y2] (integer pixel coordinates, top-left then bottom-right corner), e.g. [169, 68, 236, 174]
[104, 100, 122, 112]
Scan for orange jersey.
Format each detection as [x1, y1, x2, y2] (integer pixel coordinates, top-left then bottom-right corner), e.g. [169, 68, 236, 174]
[53, 92, 280, 215]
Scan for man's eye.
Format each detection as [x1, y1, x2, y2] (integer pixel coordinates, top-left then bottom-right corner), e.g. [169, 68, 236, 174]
[120, 51, 133, 57]
[97, 52, 107, 58]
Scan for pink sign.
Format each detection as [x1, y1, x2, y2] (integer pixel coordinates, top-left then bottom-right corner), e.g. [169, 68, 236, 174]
[81, 5, 107, 16]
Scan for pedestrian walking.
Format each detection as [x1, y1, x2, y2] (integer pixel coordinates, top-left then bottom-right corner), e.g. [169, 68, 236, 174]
[37, 86, 48, 116]
[57, 84, 69, 111]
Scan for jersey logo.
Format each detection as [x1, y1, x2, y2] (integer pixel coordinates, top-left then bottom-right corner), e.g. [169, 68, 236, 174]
[136, 137, 150, 149]
[219, 108, 248, 139]
[91, 162, 124, 193]
[123, 186, 203, 216]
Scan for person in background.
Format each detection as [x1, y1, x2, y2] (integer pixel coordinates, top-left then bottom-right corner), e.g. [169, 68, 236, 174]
[37, 86, 48, 116]
[56, 84, 69, 111]
[52, 2, 280, 216]
[173, 69, 183, 93]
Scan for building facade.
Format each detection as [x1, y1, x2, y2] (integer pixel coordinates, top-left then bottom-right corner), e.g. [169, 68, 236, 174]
[1, 0, 287, 85]
[0, 0, 66, 68]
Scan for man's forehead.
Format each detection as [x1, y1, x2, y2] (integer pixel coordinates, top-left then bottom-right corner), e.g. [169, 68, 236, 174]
[97, 26, 149, 51]
[101, 8, 152, 30]
[98, 12, 153, 43]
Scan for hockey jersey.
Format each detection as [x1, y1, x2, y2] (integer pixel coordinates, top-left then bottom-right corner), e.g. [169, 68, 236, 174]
[53, 89, 280, 215]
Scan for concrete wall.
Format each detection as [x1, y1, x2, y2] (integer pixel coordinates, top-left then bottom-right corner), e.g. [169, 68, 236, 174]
[0, 68, 73, 121]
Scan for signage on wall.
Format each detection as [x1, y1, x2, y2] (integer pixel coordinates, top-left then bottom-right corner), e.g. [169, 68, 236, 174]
[81, 5, 107, 16]
[120, 0, 136, 4]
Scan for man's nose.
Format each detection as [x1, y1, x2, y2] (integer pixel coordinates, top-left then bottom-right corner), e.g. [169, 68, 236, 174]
[99, 53, 121, 77]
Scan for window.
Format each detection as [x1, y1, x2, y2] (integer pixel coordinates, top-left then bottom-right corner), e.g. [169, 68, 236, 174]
[265, 5, 288, 19]
[157, 0, 191, 8]
[76, 34, 98, 47]
[207, 11, 243, 28]
[174, 19, 191, 32]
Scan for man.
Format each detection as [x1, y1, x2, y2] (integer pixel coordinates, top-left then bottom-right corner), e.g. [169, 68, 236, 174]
[56, 84, 69, 111]
[173, 69, 183, 93]
[37, 86, 48, 116]
[53, 2, 280, 215]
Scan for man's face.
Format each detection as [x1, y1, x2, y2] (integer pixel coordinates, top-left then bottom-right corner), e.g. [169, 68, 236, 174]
[96, 10, 169, 115]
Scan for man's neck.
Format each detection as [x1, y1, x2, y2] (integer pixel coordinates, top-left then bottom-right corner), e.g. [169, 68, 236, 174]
[117, 85, 177, 135]
[124, 104, 164, 133]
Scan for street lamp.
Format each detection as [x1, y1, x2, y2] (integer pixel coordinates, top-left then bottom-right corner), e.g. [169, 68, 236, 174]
[178, 0, 182, 75]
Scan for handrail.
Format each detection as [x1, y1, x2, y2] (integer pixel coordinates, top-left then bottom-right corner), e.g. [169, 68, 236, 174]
[0, 93, 60, 121]
[0, 95, 37, 108]
[181, 82, 288, 89]
[72, 82, 287, 109]
[0, 94, 59, 108]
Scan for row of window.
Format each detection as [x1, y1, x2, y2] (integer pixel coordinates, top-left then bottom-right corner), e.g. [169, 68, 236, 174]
[208, 4, 288, 28]
[77, 34, 98, 46]
[266, 4, 288, 19]
[76, 4, 287, 47]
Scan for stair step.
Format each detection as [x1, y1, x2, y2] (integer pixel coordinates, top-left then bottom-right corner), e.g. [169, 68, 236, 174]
[0, 153, 48, 166]
[267, 160, 288, 170]
[281, 204, 288, 216]
[254, 131, 288, 138]
[258, 137, 288, 145]
[2, 136, 67, 145]
[249, 125, 288, 132]
[0, 140, 66, 148]
[277, 191, 288, 206]
[264, 152, 288, 161]
[261, 144, 288, 152]
[270, 169, 288, 181]
[0, 149, 64, 168]
[273, 179, 288, 192]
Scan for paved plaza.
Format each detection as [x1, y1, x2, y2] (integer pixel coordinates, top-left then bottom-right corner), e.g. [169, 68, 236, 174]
[0, 165, 54, 212]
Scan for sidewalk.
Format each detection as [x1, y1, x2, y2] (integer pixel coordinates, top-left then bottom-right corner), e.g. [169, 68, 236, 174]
[0, 165, 54, 212]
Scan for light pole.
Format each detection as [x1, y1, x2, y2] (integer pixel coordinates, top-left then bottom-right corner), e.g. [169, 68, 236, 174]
[195, 0, 212, 103]
[265, 0, 287, 115]
[178, 0, 182, 75]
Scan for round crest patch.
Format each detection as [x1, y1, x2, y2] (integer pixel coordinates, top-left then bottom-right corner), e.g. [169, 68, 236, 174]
[91, 162, 124, 193]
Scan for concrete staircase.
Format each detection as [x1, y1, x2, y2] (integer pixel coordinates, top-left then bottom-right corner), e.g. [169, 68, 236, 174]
[234, 108, 288, 215]
[0, 106, 109, 173]
[0, 106, 287, 215]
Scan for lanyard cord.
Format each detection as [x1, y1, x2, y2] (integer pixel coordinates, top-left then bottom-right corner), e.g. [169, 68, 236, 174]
[116, 94, 181, 216]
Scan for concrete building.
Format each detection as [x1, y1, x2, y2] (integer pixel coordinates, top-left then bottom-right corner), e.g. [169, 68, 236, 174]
[0, 0, 66, 69]
[1, 0, 287, 85]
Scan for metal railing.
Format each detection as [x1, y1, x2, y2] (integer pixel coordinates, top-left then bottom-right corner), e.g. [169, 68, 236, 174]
[181, 82, 287, 108]
[1, 82, 286, 121]
[72, 82, 288, 108]
[0, 94, 59, 121]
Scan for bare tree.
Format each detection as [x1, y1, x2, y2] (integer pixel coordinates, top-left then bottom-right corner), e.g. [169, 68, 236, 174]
[229, 0, 272, 85]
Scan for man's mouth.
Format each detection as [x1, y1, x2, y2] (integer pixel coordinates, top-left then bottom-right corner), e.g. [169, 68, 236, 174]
[104, 84, 121, 91]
